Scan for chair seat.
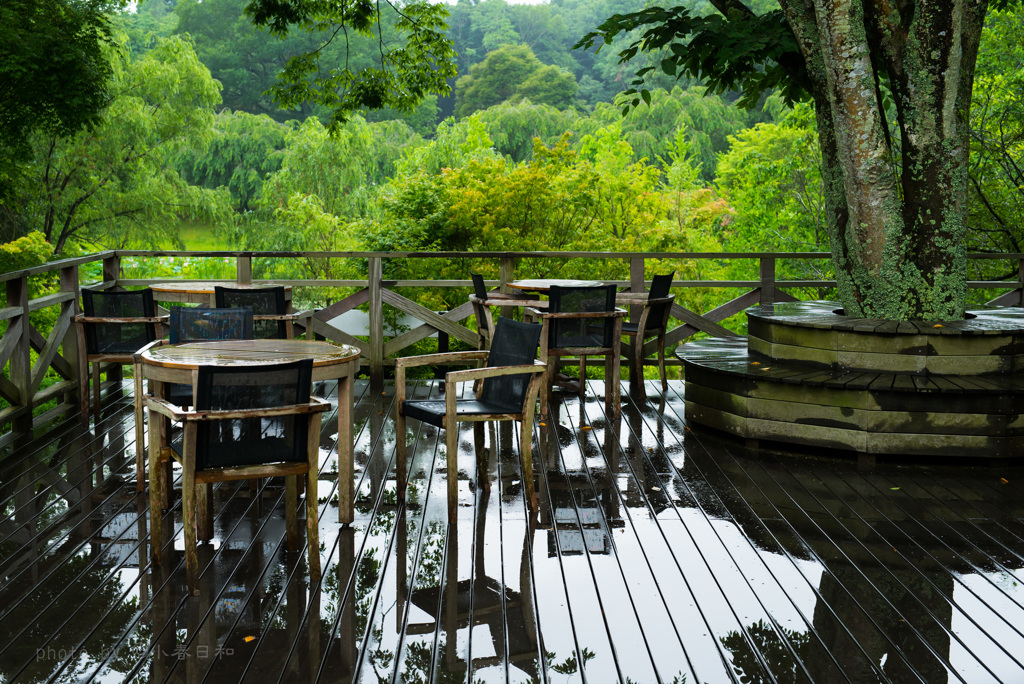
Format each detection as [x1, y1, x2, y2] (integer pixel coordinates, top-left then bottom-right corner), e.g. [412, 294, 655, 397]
[621, 321, 639, 334]
[402, 399, 521, 428]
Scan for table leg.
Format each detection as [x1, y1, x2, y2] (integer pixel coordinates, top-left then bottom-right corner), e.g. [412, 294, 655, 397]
[338, 363, 355, 524]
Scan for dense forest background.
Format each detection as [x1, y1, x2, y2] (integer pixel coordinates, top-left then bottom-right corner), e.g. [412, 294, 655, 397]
[1, 0, 1021, 314]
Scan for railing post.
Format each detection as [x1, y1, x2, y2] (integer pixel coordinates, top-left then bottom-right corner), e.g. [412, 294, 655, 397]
[759, 257, 776, 305]
[499, 257, 515, 294]
[61, 265, 81, 411]
[237, 255, 252, 285]
[500, 256, 516, 320]
[1018, 258, 1024, 306]
[103, 254, 120, 287]
[7, 276, 32, 437]
[368, 257, 384, 390]
[628, 257, 646, 386]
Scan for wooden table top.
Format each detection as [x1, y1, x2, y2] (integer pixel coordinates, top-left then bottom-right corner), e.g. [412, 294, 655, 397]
[150, 281, 293, 294]
[141, 339, 359, 370]
[507, 279, 604, 292]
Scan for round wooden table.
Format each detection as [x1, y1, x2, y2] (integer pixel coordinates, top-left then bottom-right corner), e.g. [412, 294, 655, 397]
[140, 339, 361, 523]
[150, 281, 293, 307]
[507, 278, 603, 293]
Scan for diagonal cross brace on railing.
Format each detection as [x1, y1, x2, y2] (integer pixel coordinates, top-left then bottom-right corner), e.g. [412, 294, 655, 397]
[381, 290, 476, 356]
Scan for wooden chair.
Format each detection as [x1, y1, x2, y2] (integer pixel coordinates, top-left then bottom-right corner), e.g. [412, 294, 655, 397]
[132, 307, 254, 491]
[75, 288, 167, 491]
[146, 359, 329, 594]
[529, 284, 625, 420]
[160, 307, 255, 408]
[616, 272, 675, 398]
[214, 285, 311, 339]
[395, 318, 546, 520]
[469, 273, 546, 350]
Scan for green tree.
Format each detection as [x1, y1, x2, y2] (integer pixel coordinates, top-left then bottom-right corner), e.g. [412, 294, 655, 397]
[578, 0, 1014, 320]
[174, 110, 292, 211]
[716, 104, 824, 253]
[589, 86, 750, 179]
[260, 116, 422, 220]
[0, 0, 122, 205]
[242, 0, 457, 129]
[11, 34, 230, 255]
[455, 45, 577, 117]
[965, 6, 1024, 260]
[476, 100, 581, 162]
[175, 0, 323, 120]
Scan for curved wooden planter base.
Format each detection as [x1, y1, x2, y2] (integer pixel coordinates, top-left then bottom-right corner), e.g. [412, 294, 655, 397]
[676, 301, 1024, 459]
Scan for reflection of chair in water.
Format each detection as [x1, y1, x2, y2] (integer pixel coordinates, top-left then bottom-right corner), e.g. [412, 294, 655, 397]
[537, 397, 623, 556]
[400, 491, 541, 680]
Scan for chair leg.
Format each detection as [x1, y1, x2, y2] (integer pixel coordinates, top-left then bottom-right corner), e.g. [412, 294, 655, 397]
[148, 415, 163, 566]
[519, 420, 538, 512]
[134, 371, 146, 492]
[286, 476, 298, 551]
[658, 337, 667, 390]
[474, 422, 488, 492]
[92, 363, 102, 421]
[307, 466, 320, 582]
[182, 425, 199, 595]
[395, 409, 407, 501]
[610, 350, 621, 420]
[633, 336, 647, 401]
[197, 483, 213, 541]
[446, 423, 459, 522]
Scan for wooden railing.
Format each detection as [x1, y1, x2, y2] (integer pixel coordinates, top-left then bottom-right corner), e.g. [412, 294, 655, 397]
[2, 249, 1022, 445]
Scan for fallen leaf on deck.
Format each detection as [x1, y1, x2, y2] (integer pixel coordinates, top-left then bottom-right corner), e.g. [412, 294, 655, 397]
[581, 426, 592, 431]
[244, 636, 256, 643]
[1002, 477, 1010, 484]
[890, 486, 900, 491]
[933, 324, 943, 328]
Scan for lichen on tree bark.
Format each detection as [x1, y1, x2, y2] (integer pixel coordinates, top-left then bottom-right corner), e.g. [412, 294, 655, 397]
[780, 0, 985, 320]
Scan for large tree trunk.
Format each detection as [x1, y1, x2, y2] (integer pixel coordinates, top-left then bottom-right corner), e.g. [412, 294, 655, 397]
[780, 0, 986, 320]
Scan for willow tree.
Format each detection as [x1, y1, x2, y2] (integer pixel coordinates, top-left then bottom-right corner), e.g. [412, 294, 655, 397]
[579, 0, 1013, 321]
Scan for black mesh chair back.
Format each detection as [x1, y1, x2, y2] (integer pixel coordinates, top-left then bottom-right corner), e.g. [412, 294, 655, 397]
[479, 318, 543, 412]
[647, 272, 675, 330]
[169, 307, 254, 344]
[471, 273, 489, 300]
[548, 284, 618, 349]
[82, 289, 158, 354]
[192, 359, 313, 470]
[214, 286, 288, 339]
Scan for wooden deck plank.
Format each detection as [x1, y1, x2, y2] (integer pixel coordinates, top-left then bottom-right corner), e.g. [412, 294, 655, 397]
[7, 378, 1024, 683]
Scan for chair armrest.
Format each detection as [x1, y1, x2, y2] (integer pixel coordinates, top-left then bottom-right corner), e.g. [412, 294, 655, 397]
[133, 338, 168, 362]
[145, 396, 189, 421]
[396, 350, 489, 370]
[75, 315, 169, 324]
[443, 361, 546, 387]
[395, 350, 491, 385]
[182, 398, 331, 422]
[537, 308, 627, 320]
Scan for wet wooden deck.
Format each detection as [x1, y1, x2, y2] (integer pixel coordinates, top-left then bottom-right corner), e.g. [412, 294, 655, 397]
[3, 377, 1024, 683]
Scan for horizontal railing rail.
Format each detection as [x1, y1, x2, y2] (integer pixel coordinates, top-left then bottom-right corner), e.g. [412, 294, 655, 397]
[2, 250, 1023, 445]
